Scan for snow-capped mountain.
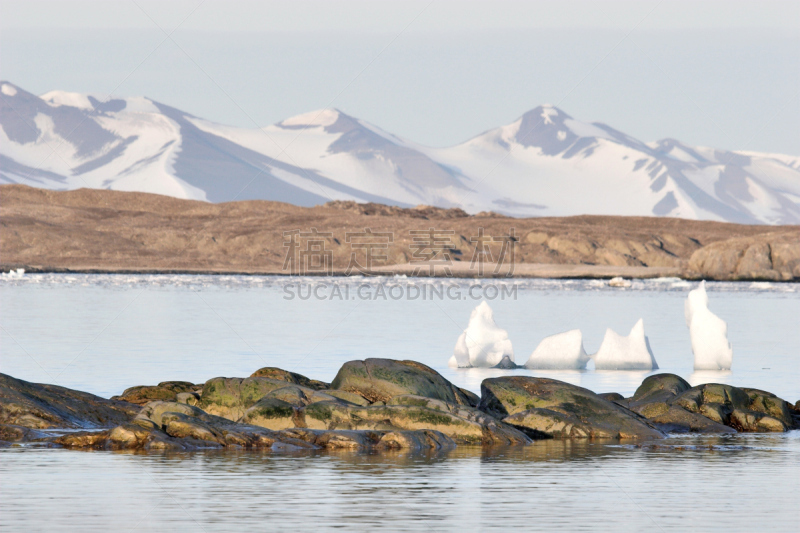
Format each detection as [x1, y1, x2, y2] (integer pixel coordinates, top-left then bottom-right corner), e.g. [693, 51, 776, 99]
[2, 81, 799, 224]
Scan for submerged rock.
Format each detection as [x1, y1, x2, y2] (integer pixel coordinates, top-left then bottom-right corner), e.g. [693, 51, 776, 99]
[478, 376, 664, 440]
[0, 373, 138, 429]
[330, 358, 477, 406]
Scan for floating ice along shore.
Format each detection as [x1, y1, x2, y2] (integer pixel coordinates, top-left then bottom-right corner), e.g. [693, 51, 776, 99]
[685, 281, 733, 370]
[525, 329, 590, 370]
[592, 319, 659, 370]
[449, 302, 515, 368]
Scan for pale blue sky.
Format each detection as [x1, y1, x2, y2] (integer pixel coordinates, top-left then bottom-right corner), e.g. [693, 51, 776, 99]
[1, 0, 798, 153]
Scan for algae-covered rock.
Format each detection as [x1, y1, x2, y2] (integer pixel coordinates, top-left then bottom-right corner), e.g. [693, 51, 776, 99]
[249, 367, 329, 390]
[647, 406, 736, 434]
[298, 400, 530, 445]
[632, 374, 691, 403]
[729, 409, 788, 432]
[670, 383, 791, 432]
[597, 392, 625, 402]
[479, 376, 664, 440]
[239, 397, 298, 430]
[386, 394, 532, 445]
[197, 376, 297, 420]
[278, 427, 455, 451]
[330, 358, 476, 406]
[0, 373, 138, 429]
[112, 381, 199, 405]
[740, 388, 795, 428]
[504, 408, 622, 439]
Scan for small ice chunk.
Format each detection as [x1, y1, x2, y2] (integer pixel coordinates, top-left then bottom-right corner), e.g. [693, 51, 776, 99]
[450, 301, 514, 368]
[1, 268, 25, 279]
[686, 281, 732, 370]
[593, 319, 658, 370]
[525, 329, 590, 370]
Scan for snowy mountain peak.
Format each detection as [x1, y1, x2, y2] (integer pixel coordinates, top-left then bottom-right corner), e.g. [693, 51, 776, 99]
[1, 82, 799, 224]
[279, 108, 341, 128]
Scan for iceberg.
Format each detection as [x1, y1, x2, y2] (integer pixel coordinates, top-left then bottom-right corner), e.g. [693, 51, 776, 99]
[524, 329, 590, 369]
[448, 332, 471, 368]
[685, 281, 733, 370]
[448, 301, 514, 368]
[592, 319, 658, 370]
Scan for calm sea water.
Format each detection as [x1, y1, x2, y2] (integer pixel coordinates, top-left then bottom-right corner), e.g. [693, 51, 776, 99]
[1, 274, 799, 531]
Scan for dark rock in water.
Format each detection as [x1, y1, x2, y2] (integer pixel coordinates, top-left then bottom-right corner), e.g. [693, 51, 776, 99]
[671, 384, 791, 432]
[111, 381, 200, 405]
[196, 376, 303, 420]
[492, 356, 519, 369]
[457, 388, 481, 408]
[239, 397, 299, 430]
[597, 392, 625, 402]
[740, 388, 796, 428]
[633, 374, 691, 402]
[0, 373, 138, 429]
[647, 406, 736, 434]
[249, 367, 329, 390]
[0, 423, 50, 443]
[296, 399, 531, 446]
[330, 358, 477, 406]
[53, 400, 454, 451]
[479, 376, 665, 440]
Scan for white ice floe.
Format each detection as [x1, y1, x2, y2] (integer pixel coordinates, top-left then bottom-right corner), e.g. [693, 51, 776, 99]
[592, 319, 659, 370]
[524, 329, 590, 370]
[685, 281, 733, 370]
[1, 268, 25, 279]
[448, 301, 514, 368]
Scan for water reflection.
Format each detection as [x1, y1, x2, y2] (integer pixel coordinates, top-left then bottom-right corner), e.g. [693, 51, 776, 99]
[2, 433, 798, 532]
[689, 369, 733, 388]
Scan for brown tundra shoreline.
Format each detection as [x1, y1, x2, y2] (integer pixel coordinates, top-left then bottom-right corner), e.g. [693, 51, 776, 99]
[1, 184, 798, 281]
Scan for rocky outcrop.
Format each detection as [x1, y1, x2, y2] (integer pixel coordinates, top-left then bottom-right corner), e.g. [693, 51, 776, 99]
[196, 376, 303, 420]
[687, 231, 800, 280]
[330, 359, 478, 406]
[674, 384, 793, 432]
[2, 360, 796, 452]
[298, 398, 530, 446]
[111, 381, 201, 405]
[53, 400, 455, 451]
[624, 375, 796, 433]
[0, 373, 138, 429]
[479, 377, 665, 440]
[249, 367, 329, 390]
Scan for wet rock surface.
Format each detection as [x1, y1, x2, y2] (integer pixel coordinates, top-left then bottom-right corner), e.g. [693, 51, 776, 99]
[620, 374, 796, 433]
[2, 359, 796, 452]
[0, 373, 138, 429]
[330, 358, 478, 406]
[479, 376, 665, 440]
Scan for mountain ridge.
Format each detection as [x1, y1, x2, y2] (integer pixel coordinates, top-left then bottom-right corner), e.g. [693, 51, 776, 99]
[1, 81, 799, 224]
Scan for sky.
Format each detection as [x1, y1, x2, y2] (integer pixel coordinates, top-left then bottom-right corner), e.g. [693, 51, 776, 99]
[1, 0, 798, 154]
